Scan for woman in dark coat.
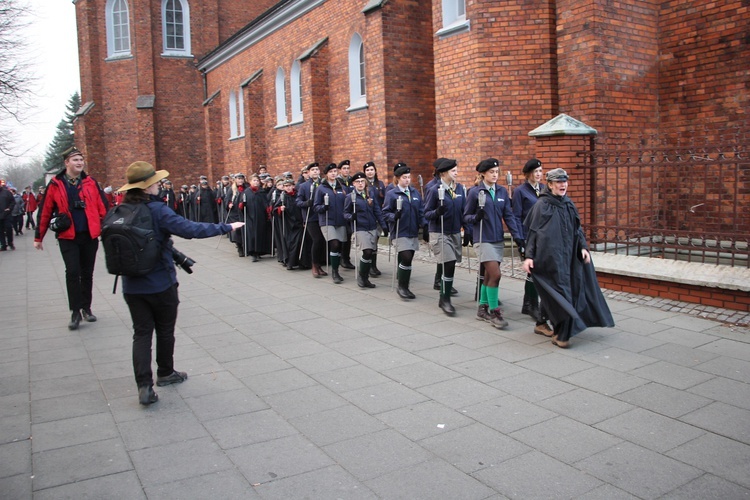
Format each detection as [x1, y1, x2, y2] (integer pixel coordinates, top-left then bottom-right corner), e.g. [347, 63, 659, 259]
[522, 168, 614, 348]
[274, 178, 305, 270]
[243, 174, 272, 261]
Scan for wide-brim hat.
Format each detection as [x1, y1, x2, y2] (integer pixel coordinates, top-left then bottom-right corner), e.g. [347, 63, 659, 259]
[118, 161, 170, 192]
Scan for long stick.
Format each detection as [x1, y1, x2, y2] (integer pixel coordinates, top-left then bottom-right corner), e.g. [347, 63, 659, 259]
[351, 190, 357, 256]
[243, 193, 248, 258]
[438, 184, 445, 295]
[476, 190, 486, 303]
[299, 183, 313, 260]
[324, 192, 330, 276]
[506, 171, 515, 278]
[391, 196, 403, 290]
[215, 208, 232, 249]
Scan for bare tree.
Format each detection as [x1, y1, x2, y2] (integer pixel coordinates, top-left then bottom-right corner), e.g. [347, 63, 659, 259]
[0, 0, 35, 157]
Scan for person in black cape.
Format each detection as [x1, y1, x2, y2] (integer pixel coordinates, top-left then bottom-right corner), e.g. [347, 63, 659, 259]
[522, 168, 614, 348]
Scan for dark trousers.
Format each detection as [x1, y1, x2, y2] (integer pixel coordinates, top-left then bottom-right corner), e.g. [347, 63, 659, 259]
[306, 222, 326, 266]
[0, 218, 12, 247]
[58, 233, 99, 312]
[12, 214, 23, 234]
[124, 284, 180, 388]
[25, 212, 36, 229]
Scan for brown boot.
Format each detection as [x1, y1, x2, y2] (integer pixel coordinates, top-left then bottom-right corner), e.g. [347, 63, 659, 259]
[489, 307, 509, 329]
[476, 304, 492, 322]
[534, 323, 554, 337]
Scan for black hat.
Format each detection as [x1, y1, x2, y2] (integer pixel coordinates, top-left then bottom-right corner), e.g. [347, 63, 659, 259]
[523, 158, 542, 174]
[323, 162, 338, 174]
[546, 168, 569, 182]
[363, 161, 375, 169]
[338, 159, 350, 168]
[181, 185, 188, 189]
[62, 146, 83, 161]
[235, 173, 245, 179]
[350, 172, 366, 182]
[435, 158, 457, 173]
[476, 158, 500, 173]
[283, 171, 293, 179]
[221, 175, 230, 180]
[393, 162, 410, 177]
[199, 175, 208, 180]
[283, 178, 295, 185]
[306, 162, 319, 170]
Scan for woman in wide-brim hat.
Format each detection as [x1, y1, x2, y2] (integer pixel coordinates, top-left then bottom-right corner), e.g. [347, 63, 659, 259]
[117, 161, 244, 406]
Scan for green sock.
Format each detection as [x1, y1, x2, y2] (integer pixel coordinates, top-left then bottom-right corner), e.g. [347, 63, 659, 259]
[479, 284, 488, 306]
[330, 253, 340, 270]
[486, 286, 499, 310]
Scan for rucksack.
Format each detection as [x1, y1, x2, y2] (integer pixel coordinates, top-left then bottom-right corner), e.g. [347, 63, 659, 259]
[101, 203, 161, 277]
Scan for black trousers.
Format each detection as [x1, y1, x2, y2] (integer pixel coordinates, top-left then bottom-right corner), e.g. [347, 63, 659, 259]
[306, 222, 326, 266]
[25, 212, 36, 228]
[124, 284, 180, 388]
[57, 233, 99, 312]
[0, 217, 12, 247]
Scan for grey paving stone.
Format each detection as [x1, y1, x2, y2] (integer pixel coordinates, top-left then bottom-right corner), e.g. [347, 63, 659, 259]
[577, 483, 640, 499]
[286, 349, 359, 375]
[144, 469, 259, 499]
[289, 404, 387, 446]
[118, 411, 209, 451]
[328, 336, 392, 357]
[473, 450, 602, 498]
[0, 440, 30, 479]
[264, 384, 348, 419]
[352, 346, 424, 371]
[493, 371, 576, 403]
[204, 408, 299, 449]
[680, 402, 750, 445]
[649, 327, 719, 348]
[29, 374, 99, 401]
[688, 376, 750, 410]
[0, 393, 28, 419]
[29, 358, 96, 382]
[463, 394, 556, 434]
[695, 355, 750, 383]
[662, 473, 750, 499]
[32, 438, 132, 490]
[130, 436, 234, 487]
[34, 470, 146, 500]
[561, 365, 649, 396]
[698, 338, 750, 361]
[107, 391, 192, 422]
[311, 364, 391, 393]
[594, 408, 706, 453]
[448, 355, 526, 384]
[0, 348, 28, 365]
[443, 329, 508, 350]
[380, 332, 451, 353]
[377, 400, 474, 441]
[616, 382, 712, 418]
[183, 387, 268, 421]
[87, 345, 131, 365]
[629, 360, 716, 390]
[0, 473, 32, 500]
[222, 353, 292, 379]
[0, 375, 27, 399]
[323, 429, 433, 481]
[381, 360, 461, 389]
[416, 343, 487, 366]
[515, 352, 597, 379]
[576, 441, 703, 499]
[510, 415, 622, 463]
[365, 458, 495, 499]
[479, 339, 549, 363]
[31, 412, 119, 453]
[417, 375, 506, 410]
[614, 317, 673, 336]
[578, 347, 659, 372]
[342, 379, 429, 414]
[599, 331, 669, 352]
[204, 341, 268, 363]
[227, 433, 334, 485]
[640, 341, 720, 367]
[657, 315, 722, 332]
[252, 464, 375, 500]
[538, 387, 634, 425]
[420, 422, 529, 474]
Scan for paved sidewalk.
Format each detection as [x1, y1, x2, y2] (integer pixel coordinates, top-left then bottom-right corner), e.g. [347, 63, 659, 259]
[1, 233, 749, 499]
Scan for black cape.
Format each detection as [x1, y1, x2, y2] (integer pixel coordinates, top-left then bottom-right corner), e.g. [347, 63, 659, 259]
[524, 191, 614, 341]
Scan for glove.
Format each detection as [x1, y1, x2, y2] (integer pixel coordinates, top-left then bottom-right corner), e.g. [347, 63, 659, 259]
[392, 209, 402, 221]
[474, 207, 485, 222]
[462, 232, 473, 247]
[238, 202, 245, 210]
[382, 227, 389, 238]
[435, 204, 447, 216]
[514, 238, 526, 258]
[216, 198, 222, 204]
[321, 203, 329, 212]
[422, 225, 429, 242]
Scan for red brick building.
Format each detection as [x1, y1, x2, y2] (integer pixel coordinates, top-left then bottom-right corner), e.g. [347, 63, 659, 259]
[74, 0, 748, 188]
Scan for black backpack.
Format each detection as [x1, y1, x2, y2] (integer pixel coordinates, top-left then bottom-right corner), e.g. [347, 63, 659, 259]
[101, 203, 161, 278]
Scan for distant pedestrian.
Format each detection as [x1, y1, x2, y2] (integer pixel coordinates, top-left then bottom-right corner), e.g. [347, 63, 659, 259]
[0, 179, 15, 250]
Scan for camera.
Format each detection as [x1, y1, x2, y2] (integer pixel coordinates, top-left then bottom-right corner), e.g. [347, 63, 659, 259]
[171, 247, 195, 274]
[73, 200, 86, 209]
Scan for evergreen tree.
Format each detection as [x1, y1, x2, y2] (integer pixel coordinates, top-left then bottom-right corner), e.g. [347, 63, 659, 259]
[42, 92, 80, 173]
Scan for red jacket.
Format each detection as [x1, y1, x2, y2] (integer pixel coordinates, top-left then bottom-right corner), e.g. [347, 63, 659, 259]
[23, 192, 38, 212]
[36, 172, 108, 242]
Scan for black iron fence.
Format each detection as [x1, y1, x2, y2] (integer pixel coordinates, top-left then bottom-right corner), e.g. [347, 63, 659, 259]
[576, 130, 749, 267]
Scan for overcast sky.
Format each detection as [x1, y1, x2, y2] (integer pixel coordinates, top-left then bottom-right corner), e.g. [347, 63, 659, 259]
[9, 0, 80, 162]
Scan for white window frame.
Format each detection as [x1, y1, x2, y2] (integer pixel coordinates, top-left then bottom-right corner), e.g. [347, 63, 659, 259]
[228, 89, 238, 138]
[347, 33, 367, 111]
[437, 0, 470, 38]
[106, 0, 132, 59]
[237, 87, 245, 137]
[290, 60, 303, 124]
[162, 0, 192, 57]
[275, 67, 287, 127]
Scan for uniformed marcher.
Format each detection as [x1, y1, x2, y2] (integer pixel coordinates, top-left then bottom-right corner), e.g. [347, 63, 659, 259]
[382, 162, 426, 299]
[227, 173, 250, 257]
[270, 176, 286, 263]
[336, 159, 356, 270]
[344, 171, 386, 288]
[363, 161, 386, 276]
[424, 158, 467, 315]
[243, 174, 271, 261]
[314, 163, 348, 283]
[160, 180, 178, 212]
[427, 158, 458, 293]
[296, 162, 326, 277]
[512, 158, 554, 337]
[464, 158, 524, 329]
[274, 178, 305, 270]
[197, 178, 218, 223]
[216, 175, 232, 224]
[522, 168, 614, 348]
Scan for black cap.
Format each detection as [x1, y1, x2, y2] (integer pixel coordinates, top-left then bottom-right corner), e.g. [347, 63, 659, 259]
[435, 158, 457, 173]
[338, 159, 350, 168]
[363, 161, 375, 169]
[323, 163, 338, 174]
[476, 158, 500, 173]
[523, 158, 542, 174]
[306, 162, 319, 170]
[351, 172, 366, 182]
[393, 162, 410, 177]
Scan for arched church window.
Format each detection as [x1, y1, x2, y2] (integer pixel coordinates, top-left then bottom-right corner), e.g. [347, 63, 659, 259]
[275, 67, 287, 127]
[106, 0, 131, 59]
[162, 0, 192, 56]
[348, 33, 367, 111]
[290, 60, 303, 123]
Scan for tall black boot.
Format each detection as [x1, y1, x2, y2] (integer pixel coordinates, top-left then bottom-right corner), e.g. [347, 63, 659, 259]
[433, 264, 442, 290]
[438, 277, 455, 316]
[397, 264, 415, 299]
[369, 254, 382, 277]
[357, 260, 376, 288]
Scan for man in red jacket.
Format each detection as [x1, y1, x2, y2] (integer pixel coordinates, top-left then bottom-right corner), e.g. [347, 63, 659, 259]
[23, 185, 38, 229]
[34, 147, 109, 330]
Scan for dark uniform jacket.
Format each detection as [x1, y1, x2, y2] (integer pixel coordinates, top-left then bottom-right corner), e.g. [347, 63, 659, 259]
[382, 186, 426, 238]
